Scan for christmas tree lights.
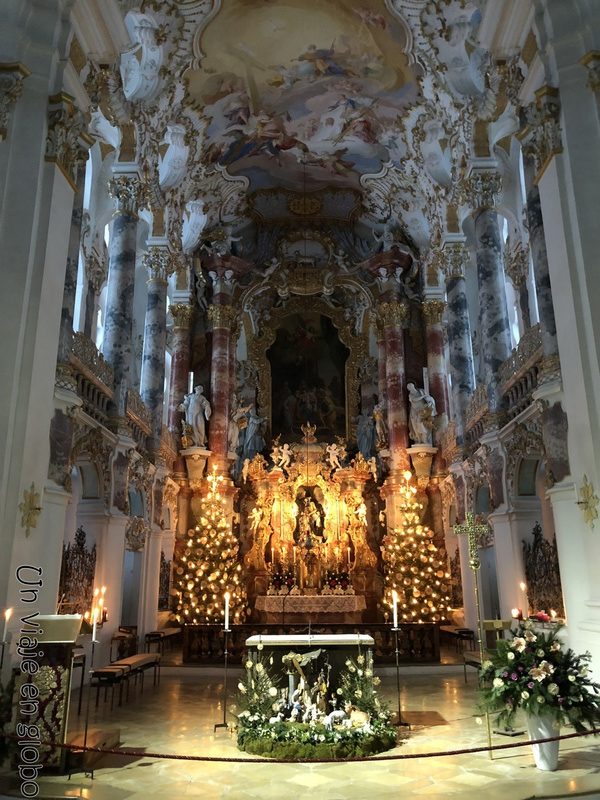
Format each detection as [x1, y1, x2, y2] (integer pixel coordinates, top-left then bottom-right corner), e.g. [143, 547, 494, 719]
[174, 466, 247, 625]
[381, 471, 451, 624]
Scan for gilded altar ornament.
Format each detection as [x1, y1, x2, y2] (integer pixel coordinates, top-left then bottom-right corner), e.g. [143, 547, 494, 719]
[577, 474, 599, 529]
[19, 482, 42, 537]
[301, 421, 317, 444]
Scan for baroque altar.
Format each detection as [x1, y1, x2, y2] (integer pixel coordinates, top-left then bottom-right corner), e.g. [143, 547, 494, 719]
[240, 436, 383, 620]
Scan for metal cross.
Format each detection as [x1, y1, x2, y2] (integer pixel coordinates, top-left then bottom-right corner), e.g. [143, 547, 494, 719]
[454, 512, 489, 572]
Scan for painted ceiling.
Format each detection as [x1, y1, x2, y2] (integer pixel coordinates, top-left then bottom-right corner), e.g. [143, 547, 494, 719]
[187, 0, 421, 196]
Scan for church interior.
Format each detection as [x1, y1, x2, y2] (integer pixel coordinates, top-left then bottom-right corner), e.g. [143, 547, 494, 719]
[1, 0, 600, 797]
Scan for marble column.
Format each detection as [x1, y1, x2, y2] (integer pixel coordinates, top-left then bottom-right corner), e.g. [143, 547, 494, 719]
[56, 168, 86, 366]
[167, 304, 194, 433]
[525, 183, 558, 359]
[376, 321, 387, 404]
[474, 209, 512, 410]
[102, 174, 141, 413]
[444, 244, 476, 436]
[422, 299, 450, 433]
[140, 247, 172, 442]
[208, 303, 236, 470]
[379, 301, 410, 471]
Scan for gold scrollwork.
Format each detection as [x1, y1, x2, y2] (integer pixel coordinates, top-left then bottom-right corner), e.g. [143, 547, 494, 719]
[378, 301, 409, 328]
[422, 299, 446, 325]
[170, 303, 195, 329]
[207, 304, 237, 330]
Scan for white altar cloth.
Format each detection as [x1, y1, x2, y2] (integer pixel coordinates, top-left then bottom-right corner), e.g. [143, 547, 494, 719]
[245, 633, 374, 647]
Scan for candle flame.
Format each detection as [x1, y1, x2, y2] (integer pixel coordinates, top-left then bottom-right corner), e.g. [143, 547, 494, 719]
[4, 608, 12, 621]
[224, 591, 230, 601]
[392, 590, 398, 602]
[519, 582, 526, 592]
[511, 607, 520, 618]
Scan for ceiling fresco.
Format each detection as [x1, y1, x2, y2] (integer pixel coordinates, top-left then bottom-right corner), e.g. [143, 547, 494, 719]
[187, 0, 421, 194]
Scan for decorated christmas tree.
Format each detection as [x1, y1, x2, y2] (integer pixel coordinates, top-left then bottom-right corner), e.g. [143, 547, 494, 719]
[174, 467, 247, 625]
[381, 470, 451, 623]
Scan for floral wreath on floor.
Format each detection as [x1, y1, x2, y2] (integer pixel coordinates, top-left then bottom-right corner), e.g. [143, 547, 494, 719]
[478, 620, 600, 730]
[234, 650, 397, 759]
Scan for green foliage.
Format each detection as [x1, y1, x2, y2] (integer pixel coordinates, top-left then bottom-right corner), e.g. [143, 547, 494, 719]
[236, 655, 281, 725]
[478, 621, 600, 731]
[336, 652, 389, 720]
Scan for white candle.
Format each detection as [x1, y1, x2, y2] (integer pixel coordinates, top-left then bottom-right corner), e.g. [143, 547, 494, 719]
[224, 591, 230, 630]
[188, 371, 194, 394]
[91, 608, 98, 643]
[347, 547, 351, 567]
[392, 590, 398, 629]
[2, 608, 12, 642]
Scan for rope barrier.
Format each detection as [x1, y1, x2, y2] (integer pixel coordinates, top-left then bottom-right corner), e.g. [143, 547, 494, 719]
[11, 728, 600, 765]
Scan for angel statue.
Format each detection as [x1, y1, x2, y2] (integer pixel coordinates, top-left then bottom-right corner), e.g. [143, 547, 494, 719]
[277, 442, 293, 472]
[325, 442, 342, 471]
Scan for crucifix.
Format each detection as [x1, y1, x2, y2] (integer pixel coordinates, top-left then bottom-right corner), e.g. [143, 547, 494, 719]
[454, 512, 493, 758]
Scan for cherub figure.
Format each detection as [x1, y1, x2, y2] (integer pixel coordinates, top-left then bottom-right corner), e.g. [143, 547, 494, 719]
[326, 442, 342, 470]
[249, 505, 263, 533]
[277, 442, 293, 471]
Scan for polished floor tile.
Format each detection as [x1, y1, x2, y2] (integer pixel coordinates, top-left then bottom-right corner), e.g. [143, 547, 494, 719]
[1, 665, 599, 799]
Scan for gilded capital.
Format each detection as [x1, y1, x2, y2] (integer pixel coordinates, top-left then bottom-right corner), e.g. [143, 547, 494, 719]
[580, 51, 600, 94]
[504, 241, 529, 288]
[208, 303, 237, 330]
[422, 299, 446, 325]
[0, 62, 31, 141]
[170, 303, 194, 329]
[143, 246, 176, 283]
[108, 173, 143, 218]
[461, 168, 502, 213]
[443, 242, 469, 280]
[378, 301, 409, 329]
[518, 86, 562, 184]
[45, 93, 93, 190]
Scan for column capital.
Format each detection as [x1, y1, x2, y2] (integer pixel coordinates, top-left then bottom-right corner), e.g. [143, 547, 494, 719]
[143, 246, 176, 283]
[422, 299, 446, 325]
[108, 173, 144, 218]
[45, 93, 94, 191]
[460, 166, 502, 213]
[0, 62, 31, 141]
[208, 303, 236, 330]
[581, 51, 600, 93]
[504, 240, 529, 288]
[442, 241, 469, 280]
[517, 86, 563, 184]
[169, 303, 194, 329]
[378, 300, 409, 329]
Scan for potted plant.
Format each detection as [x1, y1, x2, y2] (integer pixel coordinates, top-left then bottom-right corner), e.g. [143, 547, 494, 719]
[478, 620, 600, 770]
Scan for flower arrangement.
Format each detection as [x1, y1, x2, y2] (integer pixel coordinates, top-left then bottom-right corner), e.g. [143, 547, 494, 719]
[478, 621, 600, 730]
[267, 568, 297, 595]
[236, 655, 280, 724]
[336, 653, 387, 720]
[320, 570, 355, 596]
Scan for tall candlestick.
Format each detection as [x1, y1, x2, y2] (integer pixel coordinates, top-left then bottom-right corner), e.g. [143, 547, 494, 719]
[224, 591, 230, 630]
[91, 608, 98, 643]
[188, 371, 194, 394]
[2, 608, 12, 642]
[392, 590, 398, 629]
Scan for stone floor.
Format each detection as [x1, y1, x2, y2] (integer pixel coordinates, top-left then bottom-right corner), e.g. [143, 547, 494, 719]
[2, 665, 600, 800]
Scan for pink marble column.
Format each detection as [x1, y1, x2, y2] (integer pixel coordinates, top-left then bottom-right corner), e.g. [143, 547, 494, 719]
[380, 301, 410, 471]
[167, 304, 194, 434]
[208, 304, 235, 470]
[422, 299, 450, 435]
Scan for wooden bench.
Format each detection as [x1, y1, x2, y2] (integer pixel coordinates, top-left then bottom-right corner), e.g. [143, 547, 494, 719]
[112, 652, 161, 693]
[144, 627, 181, 655]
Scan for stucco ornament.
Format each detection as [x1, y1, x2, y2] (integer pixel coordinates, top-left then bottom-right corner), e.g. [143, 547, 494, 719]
[120, 11, 163, 102]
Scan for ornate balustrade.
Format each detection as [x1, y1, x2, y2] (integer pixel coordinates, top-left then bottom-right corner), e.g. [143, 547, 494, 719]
[439, 420, 464, 464]
[70, 332, 114, 425]
[464, 384, 488, 448]
[498, 324, 543, 420]
[182, 622, 440, 665]
[126, 388, 152, 445]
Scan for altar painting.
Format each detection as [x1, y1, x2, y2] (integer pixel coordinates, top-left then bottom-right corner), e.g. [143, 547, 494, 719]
[268, 313, 348, 440]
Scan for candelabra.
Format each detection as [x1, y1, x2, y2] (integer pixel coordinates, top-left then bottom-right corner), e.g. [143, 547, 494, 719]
[391, 625, 410, 730]
[214, 627, 231, 732]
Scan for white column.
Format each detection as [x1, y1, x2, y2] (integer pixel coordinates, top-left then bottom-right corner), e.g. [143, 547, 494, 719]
[488, 509, 534, 619]
[139, 528, 162, 639]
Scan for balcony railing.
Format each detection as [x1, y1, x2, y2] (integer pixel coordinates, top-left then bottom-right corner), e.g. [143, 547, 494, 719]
[70, 332, 113, 425]
[126, 388, 152, 445]
[499, 324, 543, 419]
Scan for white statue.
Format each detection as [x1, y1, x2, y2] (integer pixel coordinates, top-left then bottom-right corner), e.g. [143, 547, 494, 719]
[229, 394, 252, 454]
[332, 248, 350, 272]
[326, 442, 342, 471]
[374, 222, 398, 253]
[277, 442, 293, 471]
[368, 456, 378, 482]
[241, 457, 250, 484]
[372, 399, 388, 446]
[355, 501, 367, 526]
[407, 382, 437, 445]
[249, 505, 262, 533]
[179, 385, 211, 447]
[263, 256, 281, 278]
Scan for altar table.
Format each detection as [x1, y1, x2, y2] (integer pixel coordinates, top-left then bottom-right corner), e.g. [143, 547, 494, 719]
[255, 594, 366, 624]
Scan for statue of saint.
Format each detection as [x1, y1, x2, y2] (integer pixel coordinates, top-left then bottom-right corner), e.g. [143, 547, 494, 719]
[179, 385, 211, 447]
[356, 412, 376, 459]
[242, 406, 266, 461]
[407, 383, 436, 444]
[372, 399, 388, 447]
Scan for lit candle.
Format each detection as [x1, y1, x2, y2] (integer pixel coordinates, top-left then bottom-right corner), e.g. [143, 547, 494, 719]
[511, 607, 522, 620]
[188, 371, 194, 394]
[224, 591, 230, 630]
[347, 546, 351, 567]
[293, 546, 296, 564]
[550, 609, 557, 620]
[271, 546, 275, 566]
[392, 590, 398, 629]
[2, 608, 12, 642]
[91, 608, 98, 643]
